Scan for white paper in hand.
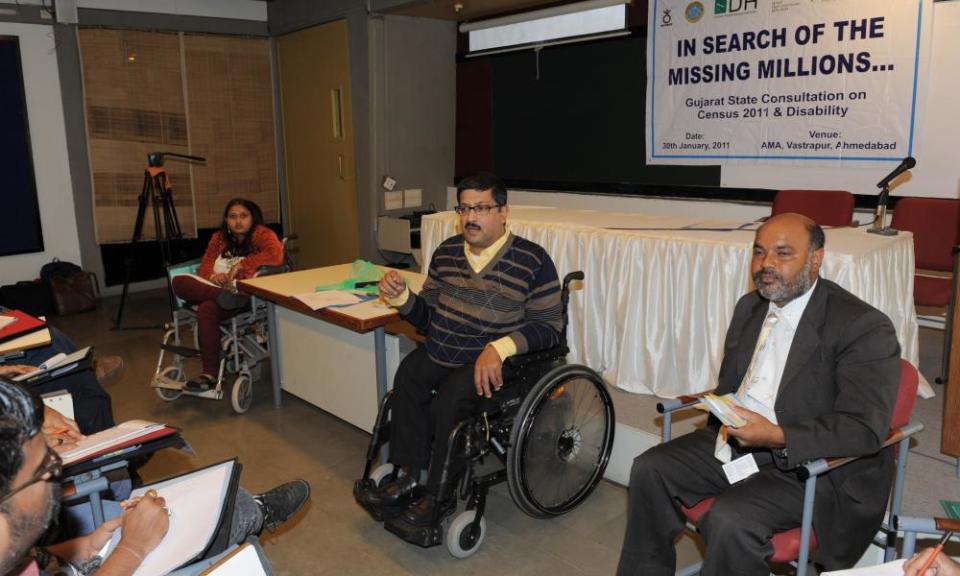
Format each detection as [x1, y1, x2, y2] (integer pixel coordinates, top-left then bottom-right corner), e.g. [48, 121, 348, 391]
[700, 393, 748, 428]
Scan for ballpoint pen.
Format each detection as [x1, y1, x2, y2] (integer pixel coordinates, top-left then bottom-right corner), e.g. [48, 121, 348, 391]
[916, 531, 954, 575]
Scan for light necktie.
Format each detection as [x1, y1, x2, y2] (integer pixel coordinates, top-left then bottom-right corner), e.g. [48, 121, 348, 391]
[715, 310, 779, 463]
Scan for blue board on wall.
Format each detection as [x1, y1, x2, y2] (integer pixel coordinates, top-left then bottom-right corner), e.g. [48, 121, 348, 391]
[0, 36, 43, 256]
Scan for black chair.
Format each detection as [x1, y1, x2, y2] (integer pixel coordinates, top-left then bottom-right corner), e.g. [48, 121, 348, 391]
[354, 271, 616, 558]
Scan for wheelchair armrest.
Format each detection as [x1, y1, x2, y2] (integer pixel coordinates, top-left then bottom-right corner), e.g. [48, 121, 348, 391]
[797, 421, 924, 481]
[657, 389, 715, 415]
[504, 346, 568, 372]
[897, 516, 960, 534]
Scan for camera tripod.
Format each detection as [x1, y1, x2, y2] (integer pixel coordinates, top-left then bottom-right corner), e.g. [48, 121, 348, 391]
[112, 151, 205, 329]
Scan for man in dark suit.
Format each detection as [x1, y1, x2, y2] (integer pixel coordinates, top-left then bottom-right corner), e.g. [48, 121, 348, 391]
[617, 213, 901, 576]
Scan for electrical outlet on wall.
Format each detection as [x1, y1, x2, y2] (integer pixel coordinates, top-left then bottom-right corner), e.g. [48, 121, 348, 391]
[404, 189, 422, 208]
[384, 190, 403, 211]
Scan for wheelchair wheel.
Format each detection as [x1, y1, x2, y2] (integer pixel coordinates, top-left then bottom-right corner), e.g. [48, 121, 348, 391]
[369, 462, 395, 487]
[446, 509, 486, 559]
[231, 374, 253, 413]
[155, 366, 184, 402]
[506, 364, 615, 518]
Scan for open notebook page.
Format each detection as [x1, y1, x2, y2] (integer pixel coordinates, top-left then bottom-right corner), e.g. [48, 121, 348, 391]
[100, 460, 235, 576]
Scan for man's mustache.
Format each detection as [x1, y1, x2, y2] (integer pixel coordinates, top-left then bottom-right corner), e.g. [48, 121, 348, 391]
[464, 223, 481, 231]
[754, 267, 782, 282]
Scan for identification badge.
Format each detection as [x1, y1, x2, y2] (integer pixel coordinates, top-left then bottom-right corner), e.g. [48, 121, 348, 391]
[722, 453, 760, 484]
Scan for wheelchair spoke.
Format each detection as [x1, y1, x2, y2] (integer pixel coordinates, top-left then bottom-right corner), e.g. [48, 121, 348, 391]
[508, 367, 615, 516]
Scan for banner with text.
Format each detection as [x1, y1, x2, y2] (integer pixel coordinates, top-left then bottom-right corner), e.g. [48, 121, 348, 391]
[646, 0, 924, 164]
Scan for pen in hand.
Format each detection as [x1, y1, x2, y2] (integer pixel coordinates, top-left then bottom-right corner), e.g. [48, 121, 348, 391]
[916, 531, 954, 575]
[120, 489, 160, 511]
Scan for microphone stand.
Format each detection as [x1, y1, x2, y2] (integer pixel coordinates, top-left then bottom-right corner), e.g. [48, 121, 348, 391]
[867, 183, 898, 236]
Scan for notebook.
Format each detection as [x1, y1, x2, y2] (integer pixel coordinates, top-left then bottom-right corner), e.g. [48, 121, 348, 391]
[0, 310, 46, 345]
[200, 540, 272, 575]
[60, 420, 178, 466]
[99, 459, 242, 576]
[13, 346, 93, 386]
[0, 328, 52, 355]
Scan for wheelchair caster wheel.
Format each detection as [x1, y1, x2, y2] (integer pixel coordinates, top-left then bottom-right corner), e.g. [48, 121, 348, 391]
[369, 463, 395, 487]
[446, 510, 486, 559]
[155, 366, 184, 402]
[231, 374, 253, 413]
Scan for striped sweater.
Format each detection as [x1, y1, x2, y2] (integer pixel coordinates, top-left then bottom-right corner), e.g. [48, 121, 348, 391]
[399, 234, 563, 367]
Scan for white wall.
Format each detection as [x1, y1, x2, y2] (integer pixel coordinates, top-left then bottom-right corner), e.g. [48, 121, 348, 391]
[0, 22, 82, 284]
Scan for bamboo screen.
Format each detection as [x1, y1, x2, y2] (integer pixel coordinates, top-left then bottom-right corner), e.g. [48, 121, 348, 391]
[80, 29, 277, 244]
[184, 34, 278, 227]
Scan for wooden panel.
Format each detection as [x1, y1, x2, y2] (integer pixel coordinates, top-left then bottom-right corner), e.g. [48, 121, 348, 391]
[943, 266, 960, 457]
[277, 20, 360, 269]
[80, 29, 196, 244]
[183, 35, 279, 228]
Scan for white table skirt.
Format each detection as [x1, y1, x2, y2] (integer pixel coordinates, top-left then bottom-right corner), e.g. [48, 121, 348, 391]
[421, 207, 923, 398]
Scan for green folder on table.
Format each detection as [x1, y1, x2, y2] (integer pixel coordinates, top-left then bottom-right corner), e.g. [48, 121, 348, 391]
[940, 499, 960, 520]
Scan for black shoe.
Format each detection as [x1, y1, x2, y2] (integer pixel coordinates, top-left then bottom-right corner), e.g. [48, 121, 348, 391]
[184, 374, 215, 392]
[397, 494, 456, 528]
[364, 474, 419, 509]
[254, 479, 311, 532]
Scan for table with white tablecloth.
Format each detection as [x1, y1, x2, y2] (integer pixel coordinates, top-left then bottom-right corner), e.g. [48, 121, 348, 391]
[421, 207, 924, 398]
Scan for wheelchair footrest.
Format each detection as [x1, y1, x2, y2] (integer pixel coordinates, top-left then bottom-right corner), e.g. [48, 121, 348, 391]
[384, 516, 444, 548]
[160, 343, 201, 358]
[184, 388, 223, 400]
[152, 374, 184, 390]
[353, 480, 408, 522]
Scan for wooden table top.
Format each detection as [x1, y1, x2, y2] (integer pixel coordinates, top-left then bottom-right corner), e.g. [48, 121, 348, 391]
[238, 264, 425, 334]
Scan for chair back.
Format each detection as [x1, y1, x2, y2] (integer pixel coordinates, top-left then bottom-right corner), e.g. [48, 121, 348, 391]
[771, 190, 855, 227]
[890, 197, 960, 272]
[167, 258, 202, 308]
[891, 359, 919, 429]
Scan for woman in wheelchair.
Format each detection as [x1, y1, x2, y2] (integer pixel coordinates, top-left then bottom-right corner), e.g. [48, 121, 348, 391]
[171, 198, 282, 392]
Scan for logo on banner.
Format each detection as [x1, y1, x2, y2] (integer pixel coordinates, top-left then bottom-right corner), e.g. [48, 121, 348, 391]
[685, 1, 705, 23]
[661, 8, 674, 27]
[715, 0, 758, 16]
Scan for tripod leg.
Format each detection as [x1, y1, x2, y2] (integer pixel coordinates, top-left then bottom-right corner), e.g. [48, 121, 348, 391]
[113, 171, 153, 327]
[152, 173, 178, 316]
[159, 174, 183, 241]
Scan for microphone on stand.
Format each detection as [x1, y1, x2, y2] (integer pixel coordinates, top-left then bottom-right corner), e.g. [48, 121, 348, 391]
[868, 156, 916, 236]
[876, 156, 916, 189]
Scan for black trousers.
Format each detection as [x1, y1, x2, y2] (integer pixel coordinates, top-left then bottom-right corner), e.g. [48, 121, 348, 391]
[388, 346, 486, 495]
[616, 428, 806, 576]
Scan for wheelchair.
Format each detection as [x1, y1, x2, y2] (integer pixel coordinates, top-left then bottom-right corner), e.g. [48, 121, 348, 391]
[150, 258, 288, 414]
[353, 271, 616, 558]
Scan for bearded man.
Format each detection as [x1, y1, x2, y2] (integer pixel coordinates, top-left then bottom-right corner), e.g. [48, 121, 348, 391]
[616, 213, 901, 576]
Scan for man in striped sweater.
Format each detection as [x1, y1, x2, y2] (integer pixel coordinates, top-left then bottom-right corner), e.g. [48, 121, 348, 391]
[357, 172, 563, 528]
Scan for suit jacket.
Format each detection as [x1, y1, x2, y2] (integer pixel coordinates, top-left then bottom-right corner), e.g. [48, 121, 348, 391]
[715, 278, 900, 569]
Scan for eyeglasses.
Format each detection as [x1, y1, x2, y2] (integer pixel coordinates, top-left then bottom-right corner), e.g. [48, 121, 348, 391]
[454, 203, 503, 216]
[0, 447, 63, 504]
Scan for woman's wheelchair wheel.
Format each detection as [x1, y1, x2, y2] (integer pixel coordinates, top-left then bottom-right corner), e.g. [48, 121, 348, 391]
[156, 365, 185, 402]
[446, 510, 486, 559]
[231, 373, 253, 413]
[506, 364, 615, 518]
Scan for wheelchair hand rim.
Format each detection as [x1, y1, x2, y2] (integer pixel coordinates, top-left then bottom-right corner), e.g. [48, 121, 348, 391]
[507, 365, 615, 517]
